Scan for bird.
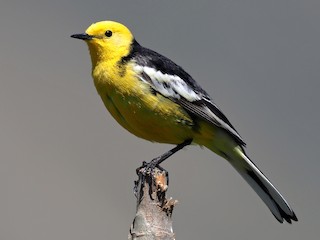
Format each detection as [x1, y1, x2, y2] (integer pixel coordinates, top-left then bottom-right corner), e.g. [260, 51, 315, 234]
[71, 20, 297, 223]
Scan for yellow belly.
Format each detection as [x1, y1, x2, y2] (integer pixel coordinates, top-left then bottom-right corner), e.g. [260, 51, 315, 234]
[93, 62, 195, 144]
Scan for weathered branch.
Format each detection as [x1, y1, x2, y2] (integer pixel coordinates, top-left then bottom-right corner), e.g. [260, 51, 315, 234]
[129, 167, 178, 240]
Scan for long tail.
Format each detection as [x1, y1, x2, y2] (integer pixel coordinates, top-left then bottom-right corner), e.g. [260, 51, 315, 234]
[220, 146, 297, 223]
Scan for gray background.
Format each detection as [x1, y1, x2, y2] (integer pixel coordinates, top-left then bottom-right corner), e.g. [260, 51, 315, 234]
[1, 0, 319, 239]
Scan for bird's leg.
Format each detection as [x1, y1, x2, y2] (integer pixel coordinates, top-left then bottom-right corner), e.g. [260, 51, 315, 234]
[136, 139, 192, 174]
[147, 139, 193, 170]
[136, 139, 192, 200]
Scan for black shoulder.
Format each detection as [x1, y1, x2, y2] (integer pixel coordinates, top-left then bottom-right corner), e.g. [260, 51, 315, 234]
[121, 39, 210, 98]
[121, 39, 245, 146]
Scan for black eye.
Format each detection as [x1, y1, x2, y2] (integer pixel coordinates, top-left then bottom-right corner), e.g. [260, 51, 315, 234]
[105, 30, 113, 37]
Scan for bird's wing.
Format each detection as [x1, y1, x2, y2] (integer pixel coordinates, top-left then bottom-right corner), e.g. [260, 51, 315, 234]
[133, 64, 245, 146]
[123, 41, 245, 145]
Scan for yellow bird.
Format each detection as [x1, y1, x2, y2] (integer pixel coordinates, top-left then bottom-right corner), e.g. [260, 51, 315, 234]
[71, 20, 297, 223]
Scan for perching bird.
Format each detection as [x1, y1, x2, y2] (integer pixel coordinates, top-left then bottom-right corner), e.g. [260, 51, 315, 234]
[71, 20, 297, 223]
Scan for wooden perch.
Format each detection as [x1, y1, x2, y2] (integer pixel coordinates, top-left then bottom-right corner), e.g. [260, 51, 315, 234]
[129, 167, 178, 240]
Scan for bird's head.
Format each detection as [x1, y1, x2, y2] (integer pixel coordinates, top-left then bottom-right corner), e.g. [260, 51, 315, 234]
[71, 21, 134, 65]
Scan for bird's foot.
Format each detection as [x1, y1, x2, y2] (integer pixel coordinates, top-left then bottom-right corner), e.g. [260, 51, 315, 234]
[135, 139, 192, 200]
[136, 160, 169, 201]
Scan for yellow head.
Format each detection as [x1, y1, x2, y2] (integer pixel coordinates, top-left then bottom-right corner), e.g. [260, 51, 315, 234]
[71, 21, 134, 66]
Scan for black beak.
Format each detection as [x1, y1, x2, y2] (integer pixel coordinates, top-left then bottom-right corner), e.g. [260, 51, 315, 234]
[70, 33, 93, 40]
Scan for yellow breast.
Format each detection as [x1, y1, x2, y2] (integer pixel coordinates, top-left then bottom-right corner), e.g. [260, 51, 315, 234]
[92, 61, 195, 144]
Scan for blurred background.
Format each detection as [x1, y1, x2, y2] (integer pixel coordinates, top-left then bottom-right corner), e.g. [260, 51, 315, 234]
[1, 0, 319, 239]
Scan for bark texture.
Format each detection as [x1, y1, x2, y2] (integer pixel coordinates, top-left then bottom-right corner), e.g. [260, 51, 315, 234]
[129, 167, 177, 240]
